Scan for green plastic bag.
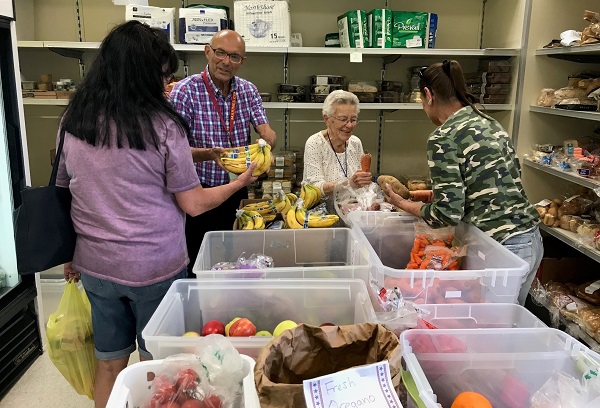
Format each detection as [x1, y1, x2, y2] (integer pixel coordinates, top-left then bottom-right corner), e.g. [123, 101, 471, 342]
[46, 280, 96, 399]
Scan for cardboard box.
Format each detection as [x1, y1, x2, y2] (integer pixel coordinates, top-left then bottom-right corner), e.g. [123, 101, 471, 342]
[367, 9, 392, 48]
[391, 11, 437, 49]
[179, 7, 228, 44]
[337, 10, 368, 48]
[234, 1, 291, 47]
[126, 5, 175, 43]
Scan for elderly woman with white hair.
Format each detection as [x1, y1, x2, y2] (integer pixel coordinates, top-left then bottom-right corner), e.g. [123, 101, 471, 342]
[303, 90, 373, 196]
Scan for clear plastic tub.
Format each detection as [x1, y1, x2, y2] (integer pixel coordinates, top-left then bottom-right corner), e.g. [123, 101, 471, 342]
[400, 328, 600, 408]
[142, 279, 376, 359]
[416, 303, 546, 329]
[348, 212, 529, 304]
[193, 227, 373, 278]
[106, 354, 259, 408]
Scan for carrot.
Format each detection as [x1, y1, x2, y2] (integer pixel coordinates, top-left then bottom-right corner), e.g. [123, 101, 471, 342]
[360, 152, 372, 172]
[410, 190, 433, 202]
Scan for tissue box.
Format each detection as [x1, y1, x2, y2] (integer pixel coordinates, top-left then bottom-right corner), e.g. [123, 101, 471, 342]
[178, 7, 229, 44]
[234, 1, 291, 47]
[391, 11, 437, 49]
[125, 5, 175, 44]
[337, 10, 368, 48]
[367, 9, 392, 48]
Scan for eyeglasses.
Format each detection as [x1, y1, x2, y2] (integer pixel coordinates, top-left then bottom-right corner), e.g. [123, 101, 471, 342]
[418, 67, 428, 88]
[330, 116, 359, 125]
[209, 46, 245, 64]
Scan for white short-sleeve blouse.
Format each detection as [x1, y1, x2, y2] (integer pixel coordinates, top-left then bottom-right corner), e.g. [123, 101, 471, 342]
[302, 131, 364, 196]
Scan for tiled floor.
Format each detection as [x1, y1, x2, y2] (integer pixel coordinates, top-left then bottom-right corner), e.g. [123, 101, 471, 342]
[0, 347, 140, 408]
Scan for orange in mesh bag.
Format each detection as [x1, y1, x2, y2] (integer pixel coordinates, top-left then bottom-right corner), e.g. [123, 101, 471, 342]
[46, 280, 96, 399]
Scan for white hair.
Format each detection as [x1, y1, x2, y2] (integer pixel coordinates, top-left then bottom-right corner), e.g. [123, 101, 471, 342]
[322, 90, 360, 116]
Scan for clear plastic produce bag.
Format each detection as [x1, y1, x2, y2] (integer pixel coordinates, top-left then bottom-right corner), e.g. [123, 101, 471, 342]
[46, 280, 96, 399]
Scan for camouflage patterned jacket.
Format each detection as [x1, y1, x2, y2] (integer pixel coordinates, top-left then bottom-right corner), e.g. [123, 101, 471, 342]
[420, 106, 539, 243]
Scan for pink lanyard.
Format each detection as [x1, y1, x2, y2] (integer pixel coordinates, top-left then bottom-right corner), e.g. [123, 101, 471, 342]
[202, 70, 237, 144]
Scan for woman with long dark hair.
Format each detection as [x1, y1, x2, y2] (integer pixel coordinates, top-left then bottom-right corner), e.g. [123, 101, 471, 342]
[385, 60, 542, 306]
[56, 21, 256, 407]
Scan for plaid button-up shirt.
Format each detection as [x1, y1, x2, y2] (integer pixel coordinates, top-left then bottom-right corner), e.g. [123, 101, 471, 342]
[170, 67, 269, 186]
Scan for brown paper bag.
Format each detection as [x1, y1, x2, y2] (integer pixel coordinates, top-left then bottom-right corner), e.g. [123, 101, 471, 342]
[254, 323, 401, 408]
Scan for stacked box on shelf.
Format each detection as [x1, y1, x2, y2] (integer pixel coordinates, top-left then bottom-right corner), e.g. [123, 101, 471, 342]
[348, 211, 529, 304]
[289, 147, 304, 187]
[106, 355, 259, 408]
[141, 279, 376, 359]
[234, 1, 291, 47]
[465, 58, 512, 104]
[401, 328, 600, 408]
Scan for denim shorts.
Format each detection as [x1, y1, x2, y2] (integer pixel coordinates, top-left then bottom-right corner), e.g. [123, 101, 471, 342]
[502, 226, 544, 305]
[81, 269, 186, 360]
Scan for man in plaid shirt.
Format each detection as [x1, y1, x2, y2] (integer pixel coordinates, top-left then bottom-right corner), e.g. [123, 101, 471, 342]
[171, 30, 276, 276]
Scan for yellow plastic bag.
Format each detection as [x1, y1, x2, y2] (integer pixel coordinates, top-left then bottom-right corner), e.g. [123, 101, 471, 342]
[46, 280, 96, 399]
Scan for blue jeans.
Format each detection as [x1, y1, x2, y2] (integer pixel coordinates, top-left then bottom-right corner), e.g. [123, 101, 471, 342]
[502, 226, 544, 305]
[81, 269, 186, 360]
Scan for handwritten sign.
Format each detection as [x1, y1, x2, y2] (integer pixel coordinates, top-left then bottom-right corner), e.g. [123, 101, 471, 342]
[303, 361, 403, 408]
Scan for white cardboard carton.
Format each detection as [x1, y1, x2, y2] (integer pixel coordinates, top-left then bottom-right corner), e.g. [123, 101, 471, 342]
[125, 5, 175, 44]
[178, 7, 228, 44]
[234, 1, 290, 47]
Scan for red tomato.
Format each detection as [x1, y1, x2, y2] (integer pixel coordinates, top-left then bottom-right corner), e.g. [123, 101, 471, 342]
[153, 378, 177, 403]
[175, 368, 198, 391]
[228, 318, 256, 336]
[200, 395, 222, 408]
[180, 399, 203, 408]
[201, 320, 225, 336]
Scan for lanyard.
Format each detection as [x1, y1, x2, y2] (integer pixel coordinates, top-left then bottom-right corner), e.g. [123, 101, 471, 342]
[202, 70, 237, 142]
[327, 132, 348, 178]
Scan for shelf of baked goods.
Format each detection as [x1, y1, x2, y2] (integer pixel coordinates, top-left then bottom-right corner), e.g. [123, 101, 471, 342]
[530, 105, 600, 121]
[540, 224, 600, 264]
[17, 41, 519, 58]
[522, 158, 600, 190]
[535, 43, 600, 63]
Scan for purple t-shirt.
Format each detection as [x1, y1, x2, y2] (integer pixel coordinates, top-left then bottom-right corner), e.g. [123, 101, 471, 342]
[56, 117, 200, 287]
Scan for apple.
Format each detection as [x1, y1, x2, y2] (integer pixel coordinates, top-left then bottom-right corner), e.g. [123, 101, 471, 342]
[273, 320, 298, 337]
[182, 331, 200, 337]
[228, 318, 257, 337]
[225, 317, 241, 336]
[201, 320, 225, 336]
[255, 330, 272, 337]
[200, 394, 222, 408]
[320, 323, 335, 327]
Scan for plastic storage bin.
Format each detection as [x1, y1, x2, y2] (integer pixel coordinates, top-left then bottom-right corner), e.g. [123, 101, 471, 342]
[106, 354, 259, 408]
[401, 328, 600, 408]
[417, 303, 546, 329]
[142, 279, 376, 359]
[193, 227, 373, 279]
[348, 212, 529, 304]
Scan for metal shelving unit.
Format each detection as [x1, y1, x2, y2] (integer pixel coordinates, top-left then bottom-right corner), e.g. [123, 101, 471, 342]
[21, 99, 69, 106]
[539, 225, 600, 264]
[522, 158, 600, 190]
[530, 106, 600, 121]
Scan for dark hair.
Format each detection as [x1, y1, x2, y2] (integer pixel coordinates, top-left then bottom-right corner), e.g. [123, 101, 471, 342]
[419, 59, 491, 120]
[60, 20, 189, 150]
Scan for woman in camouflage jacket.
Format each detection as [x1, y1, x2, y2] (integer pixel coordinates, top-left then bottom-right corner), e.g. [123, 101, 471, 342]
[384, 60, 542, 305]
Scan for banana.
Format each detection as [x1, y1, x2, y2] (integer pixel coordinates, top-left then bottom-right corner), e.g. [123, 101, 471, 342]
[286, 204, 304, 229]
[280, 196, 291, 217]
[220, 139, 271, 175]
[247, 210, 265, 230]
[286, 193, 298, 205]
[306, 214, 339, 228]
[252, 150, 266, 177]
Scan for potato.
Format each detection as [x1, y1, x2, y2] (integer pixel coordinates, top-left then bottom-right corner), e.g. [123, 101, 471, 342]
[377, 175, 410, 199]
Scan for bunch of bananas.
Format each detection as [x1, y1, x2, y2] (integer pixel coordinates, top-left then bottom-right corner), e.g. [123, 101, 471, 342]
[300, 184, 322, 209]
[236, 210, 265, 230]
[220, 138, 271, 177]
[241, 191, 291, 222]
[286, 199, 339, 229]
